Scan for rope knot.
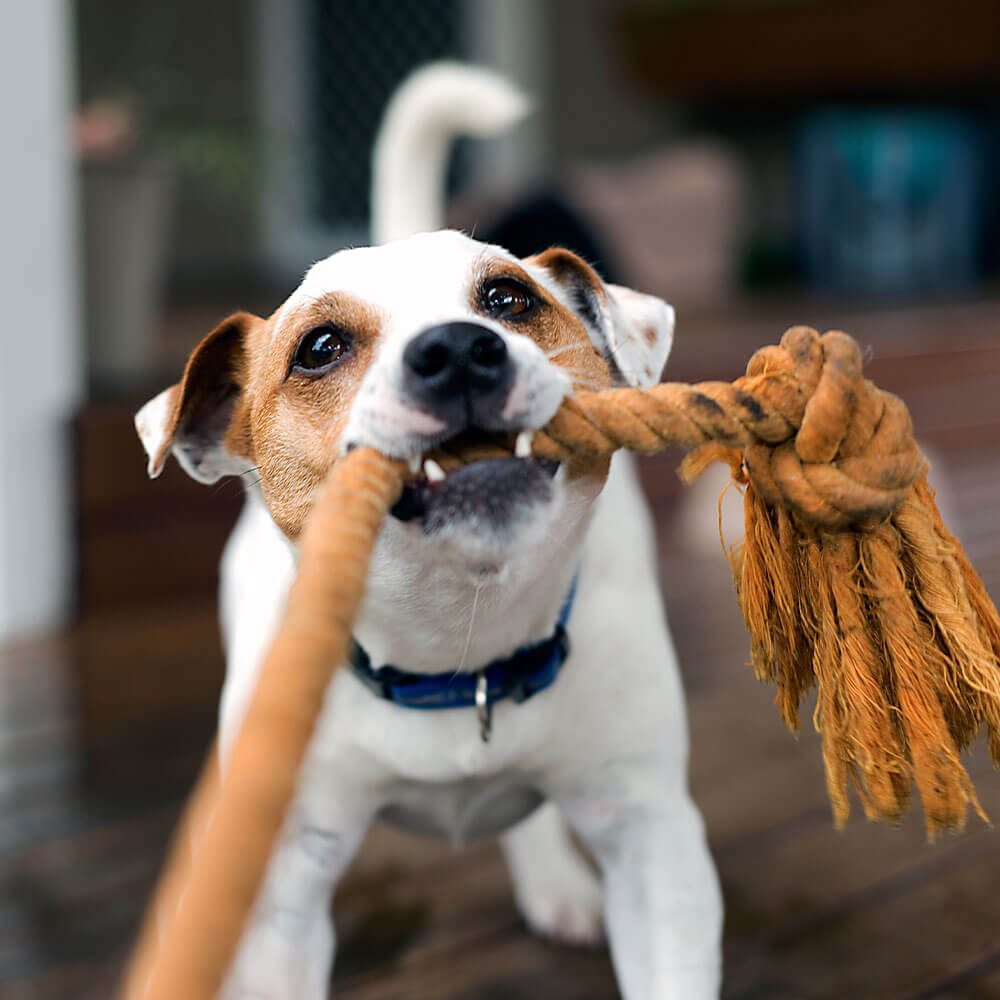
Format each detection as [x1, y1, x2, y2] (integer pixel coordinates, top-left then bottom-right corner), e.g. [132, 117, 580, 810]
[742, 327, 926, 529]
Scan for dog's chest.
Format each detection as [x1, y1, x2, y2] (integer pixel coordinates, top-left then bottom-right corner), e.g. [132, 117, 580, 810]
[377, 774, 544, 840]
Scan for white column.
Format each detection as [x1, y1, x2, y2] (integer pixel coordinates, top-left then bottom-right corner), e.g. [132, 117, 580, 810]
[463, 0, 550, 191]
[0, 0, 81, 642]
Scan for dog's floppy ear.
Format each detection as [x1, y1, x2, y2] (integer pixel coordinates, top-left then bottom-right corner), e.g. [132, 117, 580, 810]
[530, 247, 674, 387]
[135, 311, 259, 483]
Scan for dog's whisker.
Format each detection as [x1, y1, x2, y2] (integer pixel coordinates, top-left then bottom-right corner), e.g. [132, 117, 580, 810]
[213, 469, 264, 498]
[452, 578, 485, 678]
[545, 340, 593, 361]
[551, 360, 603, 378]
[565, 370, 604, 386]
[553, 366, 601, 386]
[233, 476, 263, 492]
[561, 371, 606, 392]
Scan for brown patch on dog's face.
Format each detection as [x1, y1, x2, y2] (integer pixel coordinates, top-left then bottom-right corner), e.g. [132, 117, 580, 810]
[470, 254, 613, 396]
[240, 293, 385, 536]
[517, 249, 620, 483]
[464, 252, 613, 484]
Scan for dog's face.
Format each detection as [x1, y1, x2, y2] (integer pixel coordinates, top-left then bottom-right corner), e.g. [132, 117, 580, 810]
[137, 231, 673, 573]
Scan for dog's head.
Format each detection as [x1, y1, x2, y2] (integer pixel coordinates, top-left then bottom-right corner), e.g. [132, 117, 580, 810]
[137, 231, 673, 572]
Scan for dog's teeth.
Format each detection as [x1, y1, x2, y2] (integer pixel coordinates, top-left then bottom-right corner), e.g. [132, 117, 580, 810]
[423, 459, 446, 483]
[515, 431, 534, 458]
[408, 454, 422, 475]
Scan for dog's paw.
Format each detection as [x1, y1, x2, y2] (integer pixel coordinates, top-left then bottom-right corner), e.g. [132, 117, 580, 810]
[515, 863, 605, 948]
[220, 910, 333, 1000]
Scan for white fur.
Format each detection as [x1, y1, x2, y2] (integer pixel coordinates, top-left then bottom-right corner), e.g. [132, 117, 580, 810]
[134, 387, 176, 478]
[371, 62, 531, 244]
[606, 283, 676, 387]
[147, 62, 722, 1000]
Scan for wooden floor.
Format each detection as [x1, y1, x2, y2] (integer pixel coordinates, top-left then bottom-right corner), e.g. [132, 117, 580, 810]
[3, 298, 1000, 999]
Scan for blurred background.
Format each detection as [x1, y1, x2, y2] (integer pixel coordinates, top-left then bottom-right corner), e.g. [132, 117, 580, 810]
[2, 1, 999, 996]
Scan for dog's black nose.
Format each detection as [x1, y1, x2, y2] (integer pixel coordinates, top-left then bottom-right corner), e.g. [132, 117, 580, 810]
[403, 322, 512, 421]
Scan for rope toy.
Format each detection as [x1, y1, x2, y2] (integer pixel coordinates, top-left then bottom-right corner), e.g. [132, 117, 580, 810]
[122, 326, 1000, 999]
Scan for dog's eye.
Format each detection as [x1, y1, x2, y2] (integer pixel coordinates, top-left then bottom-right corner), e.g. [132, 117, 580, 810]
[482, 278, 535, 320]
[292, 325, 352, 374]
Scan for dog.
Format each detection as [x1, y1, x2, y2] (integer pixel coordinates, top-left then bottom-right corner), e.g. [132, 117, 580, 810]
[135, 63, 723, 999]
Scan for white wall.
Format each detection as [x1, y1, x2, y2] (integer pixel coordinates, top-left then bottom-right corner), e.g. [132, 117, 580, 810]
[0, 1, 81, 642]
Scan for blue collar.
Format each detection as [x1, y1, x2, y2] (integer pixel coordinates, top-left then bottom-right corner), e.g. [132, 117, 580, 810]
[349, 576, 578, 740]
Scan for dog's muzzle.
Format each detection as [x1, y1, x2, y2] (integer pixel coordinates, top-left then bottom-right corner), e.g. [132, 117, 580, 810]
[402, 321, 513, 429]
[391, 321, 558, 533]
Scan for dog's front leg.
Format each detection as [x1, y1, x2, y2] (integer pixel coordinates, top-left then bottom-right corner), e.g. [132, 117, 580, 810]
[501, 801, 604, 946]
[562, 782, 723, 1000]
[220, 799, 371, 1000]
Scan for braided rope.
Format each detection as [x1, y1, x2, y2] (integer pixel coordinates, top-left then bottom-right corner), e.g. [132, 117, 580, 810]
[123, 327, 999, 999]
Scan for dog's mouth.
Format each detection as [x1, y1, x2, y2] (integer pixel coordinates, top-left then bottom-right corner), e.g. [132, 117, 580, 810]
[390, 430, 559, 532]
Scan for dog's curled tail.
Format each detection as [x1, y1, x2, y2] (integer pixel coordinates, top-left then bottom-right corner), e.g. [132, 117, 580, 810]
[372, 62, 530, 245]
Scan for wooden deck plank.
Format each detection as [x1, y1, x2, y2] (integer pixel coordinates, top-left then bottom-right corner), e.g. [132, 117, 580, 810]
[723, 832, 1000, 1000]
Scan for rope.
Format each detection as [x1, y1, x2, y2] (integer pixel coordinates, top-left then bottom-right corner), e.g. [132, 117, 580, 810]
[122, 449, 403, 1000]
[122, 327, 1000, 998]
[508, 326, 925, 529]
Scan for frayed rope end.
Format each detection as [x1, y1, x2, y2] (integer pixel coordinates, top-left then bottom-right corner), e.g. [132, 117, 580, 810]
[732, 472, 1000, 839]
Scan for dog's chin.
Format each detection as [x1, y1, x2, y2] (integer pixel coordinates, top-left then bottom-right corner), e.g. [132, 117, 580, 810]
[390, 457, 560, 562]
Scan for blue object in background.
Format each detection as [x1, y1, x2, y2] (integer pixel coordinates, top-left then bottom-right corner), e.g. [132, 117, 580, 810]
[797, 111, 986, 297]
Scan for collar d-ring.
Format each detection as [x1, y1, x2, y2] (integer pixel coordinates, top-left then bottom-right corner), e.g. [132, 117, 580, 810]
[475, 670, 492, 743]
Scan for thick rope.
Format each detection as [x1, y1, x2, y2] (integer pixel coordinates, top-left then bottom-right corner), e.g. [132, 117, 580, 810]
[122, 327, 1000, 998]
[123, 448, 404, 1000]
[518, 326, 925, 530]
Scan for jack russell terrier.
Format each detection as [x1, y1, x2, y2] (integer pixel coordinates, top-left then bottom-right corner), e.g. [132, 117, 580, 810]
[136, 63, 723, 999]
